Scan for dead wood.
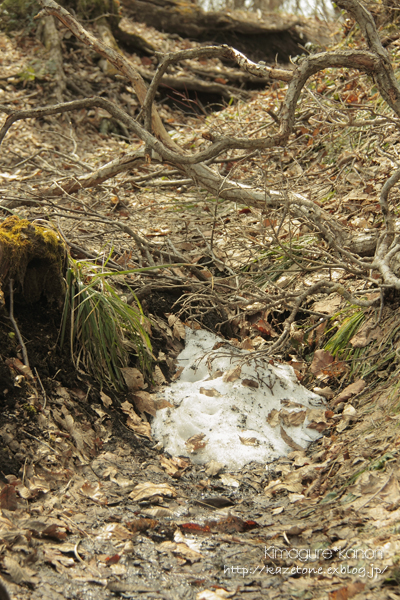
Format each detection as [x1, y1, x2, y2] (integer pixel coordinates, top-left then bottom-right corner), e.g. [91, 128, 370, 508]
[120, 0, 306, 62]
[113, 17, 157, 55]
[137, 67, 250, 101]
[37, 14, 66, 101]
[184, 64, 273, 88]
[0, 216, 65, 305]
[2, 0, 400, 297]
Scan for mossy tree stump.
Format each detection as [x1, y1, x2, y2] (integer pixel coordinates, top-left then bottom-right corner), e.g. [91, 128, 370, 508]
[0, 216, 66, 308]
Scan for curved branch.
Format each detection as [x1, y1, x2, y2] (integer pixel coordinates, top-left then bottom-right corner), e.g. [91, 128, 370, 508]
[142, 45, 293, 132]
[9, 0, 395, 264]
[336, 0, 400, 117]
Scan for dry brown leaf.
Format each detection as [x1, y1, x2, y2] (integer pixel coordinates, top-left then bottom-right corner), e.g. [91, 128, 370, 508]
[328, 587, 350, 600]
[158, 540, 202, 563]
[307, 408, 329, 423]
[153, 365, 167, 385]
[81, 481, 108, 505]
[100, 391, 112, 407]
[172, 366, 184, 380]
[5, 357, 34, 381]
[205, 460, 223, 476]
[280, 409, 306, 427]
[313, 295, 342, 314]
[332, 379, 366, 406]
[126, 417, 152, 438]
[142, 507, 175, 518]
[347, 582, 366, 597]
[350, 319, 382, 348]
[42, 523, 68, 541]
[121, 400, 152, 438]
[168, 314, 186, 339]
[97, 523, 132, 541]
[310, 349, 334, 375]
[15, 484, 32, 500]
[208, 369, 224, 380]
[199, 387, 222, 397]
[240, 337, 254, 350]
[159, 455, 189, 477]
[280, 426, 304, 451]
[185, 433, 207, 453]
[3, 556, 38, 585]
[219, 474, 239, 487]
[42, 547, 75, 570]
[121, 367, 146, 390]
[121, 401, 140, 422]
[0, 484, 18, 510]
[239, 436, 260, 446]
[241, 378, 259, 388]
[131, 391, 157, 417]
[267, 408, 280, 427]
[347, 472, 400, 510]
[154, 397, 173, 410]
[222, 365, 241, 383]
[313, 386, 334, 400]
[129, 482, 177, 502]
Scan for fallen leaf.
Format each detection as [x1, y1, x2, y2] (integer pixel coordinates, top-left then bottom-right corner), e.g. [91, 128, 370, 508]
[121, 367, 146, 390]
[131, 391, 157, 417]
[186, 433, 207, 453]
[267, 408, 280, 427]
[205, 461, 223, 476]
[3, 556, 38, 585]
[219, 474, 239, 487]
[159, 455, 189, 477]
[350, 320, 382, 348]
[159, 540, 202, 563]
[0, 484, 18, 511]
[199, 387, 222, 397]
[81, 481, 108, 505]
[280, 426, 304, 451]
[239, 436, 260, 446]
[313, 295, 342, 314]
[129, 482, 177, 502]
[332, 379, 366, 406]
[310, 349, 334, 375]
[100, 391, 112, 407]
[241, 378, 259, 388]
[222, 366, 241, 382]
[153, 365, 167, 385]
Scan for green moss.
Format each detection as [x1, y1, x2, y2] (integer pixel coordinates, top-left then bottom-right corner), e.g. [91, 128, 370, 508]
[0, 215, 65, 303]
[23, 403, 37, 416]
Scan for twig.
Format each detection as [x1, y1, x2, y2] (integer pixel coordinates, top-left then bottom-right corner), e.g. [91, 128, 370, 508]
[34, 367, 47, 410]
[8, 279, 30, 370]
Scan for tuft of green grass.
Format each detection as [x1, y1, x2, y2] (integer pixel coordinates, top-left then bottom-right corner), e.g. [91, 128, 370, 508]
[60, 256, 153, 390]
[324, 309, 365, 358]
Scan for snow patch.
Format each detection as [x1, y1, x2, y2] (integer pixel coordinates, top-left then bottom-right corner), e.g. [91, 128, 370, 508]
[152, 328, 325, 469]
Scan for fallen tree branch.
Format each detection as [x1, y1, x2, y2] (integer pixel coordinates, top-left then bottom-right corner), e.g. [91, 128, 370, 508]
[1, 0, 399, 329]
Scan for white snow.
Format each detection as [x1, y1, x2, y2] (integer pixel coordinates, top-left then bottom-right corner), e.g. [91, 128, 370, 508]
[152, 328, 325, 469]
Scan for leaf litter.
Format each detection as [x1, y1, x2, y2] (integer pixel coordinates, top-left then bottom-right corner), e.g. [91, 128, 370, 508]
[0, 6, 400, 600]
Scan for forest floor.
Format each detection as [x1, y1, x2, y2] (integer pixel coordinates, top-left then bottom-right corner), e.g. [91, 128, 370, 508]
[1, 5, 400, 600]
